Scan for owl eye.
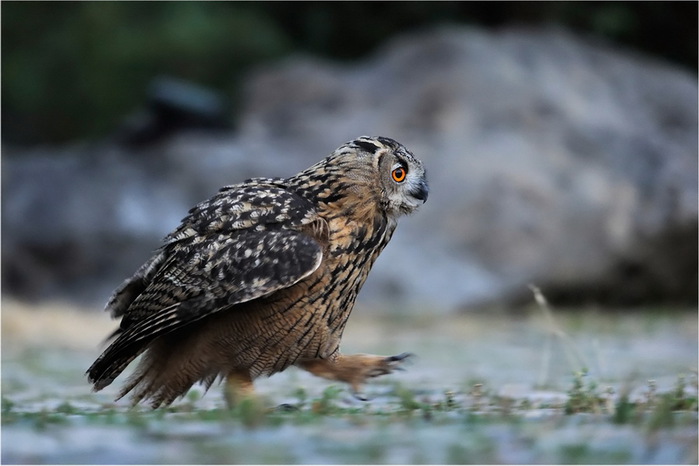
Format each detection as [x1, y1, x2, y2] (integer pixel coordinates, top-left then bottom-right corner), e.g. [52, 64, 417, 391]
[391, 166, 407, 183]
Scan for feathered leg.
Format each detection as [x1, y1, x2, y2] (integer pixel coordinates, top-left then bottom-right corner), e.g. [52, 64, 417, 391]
[224, 369, 255, 408]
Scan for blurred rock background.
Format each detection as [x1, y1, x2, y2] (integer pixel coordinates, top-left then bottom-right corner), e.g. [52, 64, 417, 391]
[2, 2, 697, 313]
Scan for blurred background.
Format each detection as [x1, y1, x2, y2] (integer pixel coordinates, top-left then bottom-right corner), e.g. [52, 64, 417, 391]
[2, 2, 697, 312]
[2, 4, 697, 463]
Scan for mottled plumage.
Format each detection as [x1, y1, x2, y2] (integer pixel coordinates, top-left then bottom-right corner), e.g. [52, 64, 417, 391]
[87, 136, 428, 408]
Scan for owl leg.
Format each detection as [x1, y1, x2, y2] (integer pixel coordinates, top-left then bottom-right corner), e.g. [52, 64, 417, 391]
[223, 370, 255, 408]
[297, 352, 413, 399]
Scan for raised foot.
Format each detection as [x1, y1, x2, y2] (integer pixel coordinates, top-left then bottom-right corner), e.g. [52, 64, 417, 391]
[297, 351, 416, 401]
[351, 352, 415, 401]
[364, 352, 414, 378]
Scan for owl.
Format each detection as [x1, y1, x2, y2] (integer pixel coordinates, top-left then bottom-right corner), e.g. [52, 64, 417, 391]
[87, 136, 428, 408]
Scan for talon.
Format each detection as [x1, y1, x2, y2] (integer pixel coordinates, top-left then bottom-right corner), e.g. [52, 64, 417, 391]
[387, 352, 414, 362]
[349, 382, 372, 401]
[362, 352, 415, 379]
[351, 389, 370, 402]
[384, 352, 415, 370]
[275, 403, 299, 412]
[367, 368, 389, 378]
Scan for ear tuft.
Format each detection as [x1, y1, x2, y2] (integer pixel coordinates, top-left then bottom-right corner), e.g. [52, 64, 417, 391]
[354, 140, 380, 154]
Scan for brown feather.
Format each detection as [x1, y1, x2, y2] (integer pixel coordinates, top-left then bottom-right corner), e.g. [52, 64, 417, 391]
[87, 136, 428, 407]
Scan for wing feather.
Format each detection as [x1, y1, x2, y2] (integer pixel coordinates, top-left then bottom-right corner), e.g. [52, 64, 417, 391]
[88, 182, 326, 388]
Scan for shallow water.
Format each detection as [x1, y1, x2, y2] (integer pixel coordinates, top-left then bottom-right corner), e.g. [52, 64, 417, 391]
[2, 301, 697, 464]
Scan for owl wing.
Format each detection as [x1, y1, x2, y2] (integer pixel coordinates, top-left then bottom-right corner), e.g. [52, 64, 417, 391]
[88, 182, 326, 388]
[107, 181, 320, 319]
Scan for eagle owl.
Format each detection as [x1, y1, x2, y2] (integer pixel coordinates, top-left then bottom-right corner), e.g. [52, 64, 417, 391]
[87, 136, 428, 408]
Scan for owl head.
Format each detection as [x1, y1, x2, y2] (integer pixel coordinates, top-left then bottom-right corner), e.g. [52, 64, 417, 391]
[346, 136, 429, 216]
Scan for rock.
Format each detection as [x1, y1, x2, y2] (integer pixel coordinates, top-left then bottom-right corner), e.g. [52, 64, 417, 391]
[2, 26, 696, 310]
[238, 26, 698, 309]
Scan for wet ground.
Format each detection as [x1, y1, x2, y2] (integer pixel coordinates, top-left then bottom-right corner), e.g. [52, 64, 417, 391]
[2, 300, 697, 464]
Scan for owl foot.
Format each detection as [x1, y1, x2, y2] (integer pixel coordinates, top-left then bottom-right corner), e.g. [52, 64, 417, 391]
[351, 352, 414, 400]
[297, 352, 415, 400]
[367, 352, 414, 377]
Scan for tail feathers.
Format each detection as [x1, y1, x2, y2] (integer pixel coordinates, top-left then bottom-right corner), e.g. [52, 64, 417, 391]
[87, 344, 191, 408]
[116, 346, 216, 409]
[87, 347, 144, 391]
[119, 372, 191, 409]
[88, 326, 221, 409]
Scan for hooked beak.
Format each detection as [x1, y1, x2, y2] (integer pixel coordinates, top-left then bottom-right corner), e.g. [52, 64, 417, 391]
[410, 180, 429, 203]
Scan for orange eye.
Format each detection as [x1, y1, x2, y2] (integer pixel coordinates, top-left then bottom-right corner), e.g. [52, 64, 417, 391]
[392, 166, 407, 183]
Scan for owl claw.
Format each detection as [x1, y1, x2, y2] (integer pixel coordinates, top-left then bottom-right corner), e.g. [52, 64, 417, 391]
[348, 353, 415, 401]
[387, 352, 414, 363]
[275, 403, 300, 412]
[362, 352, 415, 379]
[382, 352, 414, 372]
[351, 389, 370, 402]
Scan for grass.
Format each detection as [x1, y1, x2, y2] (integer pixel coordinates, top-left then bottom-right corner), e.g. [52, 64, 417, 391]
[2, 378, 696, 464]
[3, 376, 695, 429]
[1, 299, 697, 463]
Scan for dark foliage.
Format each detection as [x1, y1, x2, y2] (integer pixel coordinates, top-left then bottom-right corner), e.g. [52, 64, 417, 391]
[2, 2, 696, 145]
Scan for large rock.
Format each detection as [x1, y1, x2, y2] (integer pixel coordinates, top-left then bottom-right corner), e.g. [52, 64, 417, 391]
[3, 26, 697, 310]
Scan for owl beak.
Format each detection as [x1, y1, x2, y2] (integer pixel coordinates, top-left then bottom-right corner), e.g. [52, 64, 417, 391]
[411, 180, 429, 203]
